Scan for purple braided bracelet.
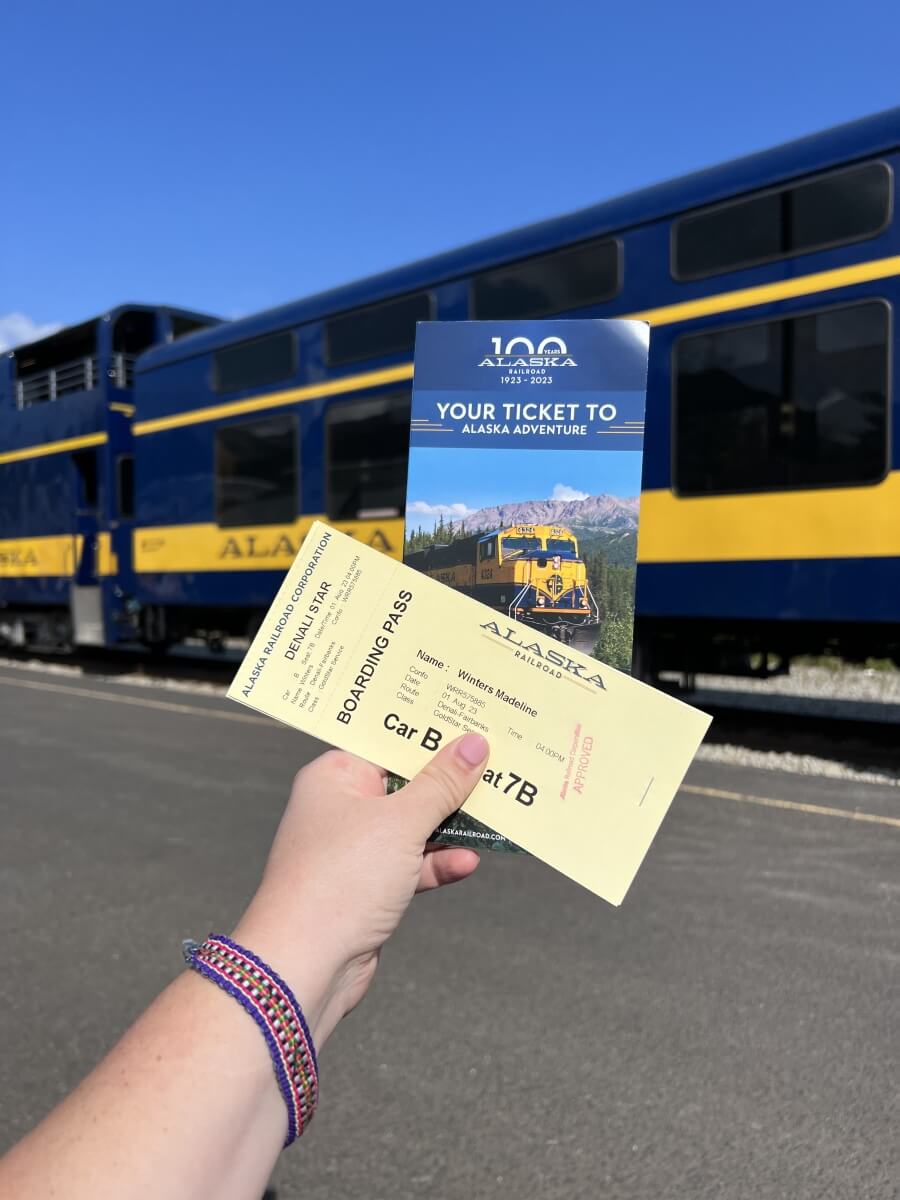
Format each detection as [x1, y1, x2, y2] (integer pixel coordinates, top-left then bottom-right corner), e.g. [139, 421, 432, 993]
[183, 933, 318, 1146]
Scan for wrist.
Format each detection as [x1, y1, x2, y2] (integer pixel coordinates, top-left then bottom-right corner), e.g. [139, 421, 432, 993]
[230, 905, 350, 1050]
[183, 933, 320, 1146]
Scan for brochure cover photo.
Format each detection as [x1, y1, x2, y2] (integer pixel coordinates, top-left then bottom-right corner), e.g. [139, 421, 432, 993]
[402, 319, 650, 850]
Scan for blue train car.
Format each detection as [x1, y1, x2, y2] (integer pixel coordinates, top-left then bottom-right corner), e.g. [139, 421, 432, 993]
[130, 108, 900, 675]
[0, 305, 217, 647]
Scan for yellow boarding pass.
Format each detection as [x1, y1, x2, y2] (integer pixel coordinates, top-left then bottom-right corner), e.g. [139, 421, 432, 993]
[228, 521, 711, 905]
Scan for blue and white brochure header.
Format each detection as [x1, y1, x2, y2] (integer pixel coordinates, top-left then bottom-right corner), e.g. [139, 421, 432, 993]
[410, 320, 649, 453]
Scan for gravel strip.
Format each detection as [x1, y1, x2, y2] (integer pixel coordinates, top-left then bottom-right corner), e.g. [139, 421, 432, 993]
[695, 741, 900, 787]
[678, 664, 900, 704]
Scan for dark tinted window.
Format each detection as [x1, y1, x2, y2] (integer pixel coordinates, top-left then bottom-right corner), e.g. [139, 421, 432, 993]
[117, 455, 135, 519]
[674, 301, 889, 495]
[72, 449, 99, 511]
[171, 314, 216, 340]
[674, 162, 891, 280]
[216, 414, 297, 526]
[113, 310, 158, 355]
[325, 293, 433, 366]
[791, 165, 890, 252]
[213, 332, 296, 394]
[675, 193, 782, 280]
[502, 536, 541, 553]
[326, 391, 411, 519]
[471, 238, 620, 319]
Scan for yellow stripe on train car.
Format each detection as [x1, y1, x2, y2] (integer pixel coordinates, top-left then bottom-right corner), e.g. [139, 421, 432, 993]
[7, 254, 900, 465]
[0, 432, 108, 467]
[133, 516, 405, 573]
[132, 364, 416, 436]
[0, 532, 115, 577]
[0, 533, 76, 577]
[628, 255, 900, 327]
[128, 255, 900, 438]
[636, 472, 900, 563]
[135, 474, 900, 574]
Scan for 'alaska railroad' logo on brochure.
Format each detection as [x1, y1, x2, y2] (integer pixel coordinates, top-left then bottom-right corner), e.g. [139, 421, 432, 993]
[478, 335, 577, 370]
[480, 619, 607, 690]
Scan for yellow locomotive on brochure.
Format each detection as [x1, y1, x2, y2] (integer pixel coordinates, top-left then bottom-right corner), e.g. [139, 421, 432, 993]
[405, 524, 598, 638]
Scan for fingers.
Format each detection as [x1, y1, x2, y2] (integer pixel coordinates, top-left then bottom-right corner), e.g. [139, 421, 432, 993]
[417, 846, 481, 892]
[398, 733, 489, 840]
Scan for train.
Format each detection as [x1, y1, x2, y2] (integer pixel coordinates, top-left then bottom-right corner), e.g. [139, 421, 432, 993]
[404, 524, 598, 638]
[3, 107, 900, 680]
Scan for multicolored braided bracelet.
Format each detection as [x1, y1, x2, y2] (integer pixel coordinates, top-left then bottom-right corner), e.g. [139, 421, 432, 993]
[182, 933, 318, 1146]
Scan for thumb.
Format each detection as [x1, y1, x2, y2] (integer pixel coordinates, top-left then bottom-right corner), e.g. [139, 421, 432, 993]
[399, 733, 490, 840]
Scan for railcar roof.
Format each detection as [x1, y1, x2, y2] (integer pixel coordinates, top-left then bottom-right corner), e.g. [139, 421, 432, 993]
[9, 303, 220, 357]
[138, 107, 900, 374]
[476, 525, 578, 542]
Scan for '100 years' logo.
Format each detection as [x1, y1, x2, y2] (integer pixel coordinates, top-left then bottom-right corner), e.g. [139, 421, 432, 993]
[479, 335, 577, 369]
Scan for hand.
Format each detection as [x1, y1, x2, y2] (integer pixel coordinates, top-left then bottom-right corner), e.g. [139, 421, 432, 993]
[232, 732, 489, 1047]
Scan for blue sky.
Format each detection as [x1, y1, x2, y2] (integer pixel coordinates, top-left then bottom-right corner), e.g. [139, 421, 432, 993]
[3, 0, 900, 349]
[406, 446, 643, 530]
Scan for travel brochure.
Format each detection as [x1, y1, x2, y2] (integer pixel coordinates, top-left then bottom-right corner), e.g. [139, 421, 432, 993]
[401, 319, 653, 849]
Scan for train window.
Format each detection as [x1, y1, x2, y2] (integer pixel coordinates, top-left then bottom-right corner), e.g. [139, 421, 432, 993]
[213, 331, 297, 394]
[673, 161, 891, 280]
[502, 535, 542, 554]
[791, 164, 891, 254]
[215, 413, 297, 526]
[471, 238, 621, 320]
[72, 449, 99, 512]
[325, 391, 411, 519]
[117, 455, 135, 519]
[479, 539, 496, 560]
[113, 310, 158, 355]
[171, 314, 216, 341]
[324, 293, 434, 366]
[547, 536, 576, 553]
[674, 300, 889, 495]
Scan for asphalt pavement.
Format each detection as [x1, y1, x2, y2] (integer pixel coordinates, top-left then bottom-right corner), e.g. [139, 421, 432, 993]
[1, 665, 897, 1200]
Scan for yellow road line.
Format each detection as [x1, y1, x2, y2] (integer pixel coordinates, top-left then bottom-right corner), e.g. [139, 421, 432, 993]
[0, 673, 272, 726]
[0, 432, 107, 467]
[681, 783, 900, 829]
[2, 670, 899, 829]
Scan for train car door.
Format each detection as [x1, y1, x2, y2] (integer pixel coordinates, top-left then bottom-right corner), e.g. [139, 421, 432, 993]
[69, 447, 104, 645]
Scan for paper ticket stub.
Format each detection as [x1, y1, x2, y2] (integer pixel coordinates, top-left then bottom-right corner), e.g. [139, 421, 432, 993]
[228, 521, 710, 905]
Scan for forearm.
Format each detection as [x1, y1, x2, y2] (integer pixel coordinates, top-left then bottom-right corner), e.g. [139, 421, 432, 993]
[0, 965, 320, 1200]
[0, 741, 486, 1198]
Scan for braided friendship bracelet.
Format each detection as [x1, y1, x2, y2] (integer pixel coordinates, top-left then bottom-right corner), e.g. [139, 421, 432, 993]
[182, 933, 318, 1146]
